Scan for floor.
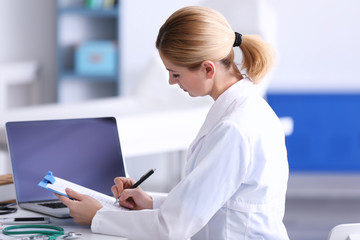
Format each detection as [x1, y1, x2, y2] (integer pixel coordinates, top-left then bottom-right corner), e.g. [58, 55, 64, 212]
[284, 197, 360, 240]
[283, 173, 360, 240]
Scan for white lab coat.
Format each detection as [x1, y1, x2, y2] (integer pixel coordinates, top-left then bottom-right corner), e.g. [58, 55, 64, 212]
[91, 78, 289, 240]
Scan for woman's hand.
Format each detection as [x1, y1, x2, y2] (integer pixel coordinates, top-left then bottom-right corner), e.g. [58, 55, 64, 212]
[56, 188, 102, 225]
[111, 177, 153, 210]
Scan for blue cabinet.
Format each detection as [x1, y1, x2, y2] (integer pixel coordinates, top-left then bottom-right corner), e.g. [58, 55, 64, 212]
[56, 0, 120, 102]
[267, 93, 360, 172]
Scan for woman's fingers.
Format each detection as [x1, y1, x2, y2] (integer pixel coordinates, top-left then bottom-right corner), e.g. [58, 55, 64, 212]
[112, 177, 135, 198]
[119, 188, 153, 210]
[55, 189, 102, 225]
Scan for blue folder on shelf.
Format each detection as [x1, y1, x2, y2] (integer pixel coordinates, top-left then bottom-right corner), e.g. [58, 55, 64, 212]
[75, 41, 118, 77]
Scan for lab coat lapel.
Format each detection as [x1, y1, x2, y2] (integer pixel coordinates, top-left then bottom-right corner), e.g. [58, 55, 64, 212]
[192, 78, 254, 145]
[185, 78, 255, 174]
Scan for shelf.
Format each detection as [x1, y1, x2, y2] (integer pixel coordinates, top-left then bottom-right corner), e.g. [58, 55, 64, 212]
[60, 71, 118, 82]
[59, 8, 118, 17]
[56, 0, 121, 102]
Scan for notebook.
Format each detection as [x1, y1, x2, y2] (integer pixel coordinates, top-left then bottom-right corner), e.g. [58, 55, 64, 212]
[5, 117, 127, 218]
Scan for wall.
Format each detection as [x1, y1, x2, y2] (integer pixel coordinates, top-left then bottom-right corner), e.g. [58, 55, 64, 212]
[265, 0, 360, 171]
[121, 0, 277, 95]
[120, 0, 203, 95]
[121, 0, 360, 94]
[268, 0, 360, 93]
[0, 0, 56, 106]
[1, 1, 359, 101]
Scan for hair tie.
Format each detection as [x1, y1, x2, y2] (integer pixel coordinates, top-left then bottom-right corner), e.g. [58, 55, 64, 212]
[233, 32, 242, 47]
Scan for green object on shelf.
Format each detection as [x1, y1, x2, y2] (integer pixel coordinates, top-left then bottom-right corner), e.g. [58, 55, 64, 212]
[86, 0, 103, 9]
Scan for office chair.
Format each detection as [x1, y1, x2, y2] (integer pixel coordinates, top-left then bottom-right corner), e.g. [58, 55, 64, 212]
[328, 223, 360, 240]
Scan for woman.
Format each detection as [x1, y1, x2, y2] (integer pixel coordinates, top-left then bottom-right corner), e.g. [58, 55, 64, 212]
[58, 6, 289, 240]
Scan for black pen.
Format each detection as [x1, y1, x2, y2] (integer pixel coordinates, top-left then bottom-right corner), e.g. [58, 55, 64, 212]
[130, 168, 156, 189]
[114, 169, 156, 204]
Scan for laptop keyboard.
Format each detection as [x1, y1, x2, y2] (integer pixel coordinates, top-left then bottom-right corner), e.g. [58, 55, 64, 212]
[39, 202, 67, 209]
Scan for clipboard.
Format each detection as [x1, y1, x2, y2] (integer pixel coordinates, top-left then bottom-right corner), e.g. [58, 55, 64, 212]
[38, 171, 127, 210]
[38, 171, 75, 199]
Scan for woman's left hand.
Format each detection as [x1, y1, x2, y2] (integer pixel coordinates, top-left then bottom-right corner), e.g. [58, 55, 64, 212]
[56, 188, 102, 225]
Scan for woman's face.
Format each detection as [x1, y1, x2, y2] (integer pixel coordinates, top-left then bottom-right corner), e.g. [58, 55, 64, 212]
[159, 53, 213, 98]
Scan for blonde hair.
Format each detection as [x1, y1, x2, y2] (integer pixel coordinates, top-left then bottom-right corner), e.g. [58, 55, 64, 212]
[156, 6, 275, 84]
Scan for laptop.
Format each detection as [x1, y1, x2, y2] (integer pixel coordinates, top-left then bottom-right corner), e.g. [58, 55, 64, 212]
[5, 117, 127, 218]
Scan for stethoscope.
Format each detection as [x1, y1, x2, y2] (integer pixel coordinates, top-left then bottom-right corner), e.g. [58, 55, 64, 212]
[1, 224, 81, 239]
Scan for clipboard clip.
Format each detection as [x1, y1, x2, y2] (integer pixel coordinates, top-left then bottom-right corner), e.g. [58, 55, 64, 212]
[38, 171, 55, 188]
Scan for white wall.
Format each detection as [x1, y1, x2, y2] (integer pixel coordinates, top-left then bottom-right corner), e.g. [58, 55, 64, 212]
[120, 0, 203, 95]
[268, 0, 360, 93]
[121, 0, 360, 95]
[0, 0, 56, 105]
[120, 0, 277, 95]
[2, 0, 359, 101]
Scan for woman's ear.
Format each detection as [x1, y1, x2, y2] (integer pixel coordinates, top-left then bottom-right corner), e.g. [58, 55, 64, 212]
[201, 60, 216, 80]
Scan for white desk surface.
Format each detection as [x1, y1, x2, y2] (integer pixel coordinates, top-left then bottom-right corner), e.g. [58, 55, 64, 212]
[0, 206, 127, 240]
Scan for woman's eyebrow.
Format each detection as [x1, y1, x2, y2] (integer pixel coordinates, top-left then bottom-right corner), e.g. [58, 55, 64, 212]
[166, 67, 176, 72]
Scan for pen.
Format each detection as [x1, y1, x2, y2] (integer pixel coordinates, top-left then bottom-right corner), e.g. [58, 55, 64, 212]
[114, 169, 156, 204]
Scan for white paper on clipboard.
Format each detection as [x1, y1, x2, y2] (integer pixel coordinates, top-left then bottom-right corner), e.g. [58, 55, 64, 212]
[38, 171, 127, 210]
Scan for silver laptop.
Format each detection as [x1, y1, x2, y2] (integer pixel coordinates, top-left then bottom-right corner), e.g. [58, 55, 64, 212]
[6, 117, 127, 218]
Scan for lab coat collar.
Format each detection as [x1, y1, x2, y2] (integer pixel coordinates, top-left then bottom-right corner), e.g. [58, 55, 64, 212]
[194, 78, 255, 142]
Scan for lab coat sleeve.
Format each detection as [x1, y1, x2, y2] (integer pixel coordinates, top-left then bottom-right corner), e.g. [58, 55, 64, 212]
[150, 192, 168, 209]
[91, 120, 250, 240]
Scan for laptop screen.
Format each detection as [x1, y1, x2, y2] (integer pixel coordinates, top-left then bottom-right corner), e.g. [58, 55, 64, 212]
[6, 117, 126, 203]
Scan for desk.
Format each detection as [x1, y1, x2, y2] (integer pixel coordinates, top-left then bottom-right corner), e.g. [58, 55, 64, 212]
[0, 207, 127, 240]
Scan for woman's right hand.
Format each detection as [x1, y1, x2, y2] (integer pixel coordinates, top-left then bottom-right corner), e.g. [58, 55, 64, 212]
[111, 177, 153, 210]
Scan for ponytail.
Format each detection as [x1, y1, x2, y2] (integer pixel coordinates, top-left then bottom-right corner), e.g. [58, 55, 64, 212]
[239, 35, 275, 84]
[156, 6, 275, 84]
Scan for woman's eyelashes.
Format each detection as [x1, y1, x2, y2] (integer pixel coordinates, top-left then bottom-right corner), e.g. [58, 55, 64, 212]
[172, 73, 180, 78]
